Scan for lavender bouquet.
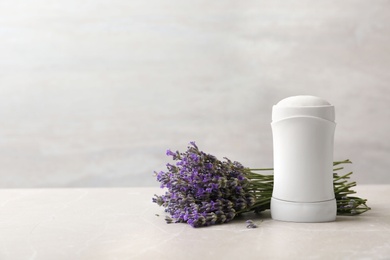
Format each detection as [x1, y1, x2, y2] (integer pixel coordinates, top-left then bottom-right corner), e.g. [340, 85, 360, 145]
[153, 142, 370, 227]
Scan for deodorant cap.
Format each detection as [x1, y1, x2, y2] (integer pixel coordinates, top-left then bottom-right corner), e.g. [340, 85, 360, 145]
[272, 95, 335, 122]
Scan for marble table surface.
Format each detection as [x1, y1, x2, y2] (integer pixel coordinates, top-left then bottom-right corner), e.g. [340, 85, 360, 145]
[0, 185, 388, 260]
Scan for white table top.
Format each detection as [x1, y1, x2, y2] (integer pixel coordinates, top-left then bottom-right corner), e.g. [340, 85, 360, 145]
[0, 185, 388, 259]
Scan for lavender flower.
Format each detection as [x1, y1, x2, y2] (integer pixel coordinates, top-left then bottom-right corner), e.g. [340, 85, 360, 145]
[153, 142, 259, 227]
[246, 219, 259, 228]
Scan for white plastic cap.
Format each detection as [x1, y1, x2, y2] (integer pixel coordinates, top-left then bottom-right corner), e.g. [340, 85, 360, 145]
[276, 95, 331, 107]
[272, 95, 335, 122]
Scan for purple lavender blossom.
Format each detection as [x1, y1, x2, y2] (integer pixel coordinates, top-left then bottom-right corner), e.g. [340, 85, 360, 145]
[153, 142, 256, 227]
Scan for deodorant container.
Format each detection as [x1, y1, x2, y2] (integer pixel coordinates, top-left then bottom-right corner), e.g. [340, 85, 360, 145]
[271, 95, 337, 222]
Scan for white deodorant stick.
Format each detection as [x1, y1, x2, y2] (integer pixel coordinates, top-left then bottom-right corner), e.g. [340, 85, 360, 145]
[271, 95, 337, 222]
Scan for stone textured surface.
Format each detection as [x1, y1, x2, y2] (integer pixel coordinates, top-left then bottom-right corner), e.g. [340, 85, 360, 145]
[0, 186, 387, 259]
[0, 0, 389, 187]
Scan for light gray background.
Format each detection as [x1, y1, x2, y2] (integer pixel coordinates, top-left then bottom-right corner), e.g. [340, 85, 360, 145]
[1, 0, 389, 188]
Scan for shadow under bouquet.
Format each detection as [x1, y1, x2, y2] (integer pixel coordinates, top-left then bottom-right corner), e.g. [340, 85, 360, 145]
[153, 142, 370, 227]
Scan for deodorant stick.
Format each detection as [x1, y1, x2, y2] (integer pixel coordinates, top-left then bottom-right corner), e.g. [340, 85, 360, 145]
[271, 95, 337, 222]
